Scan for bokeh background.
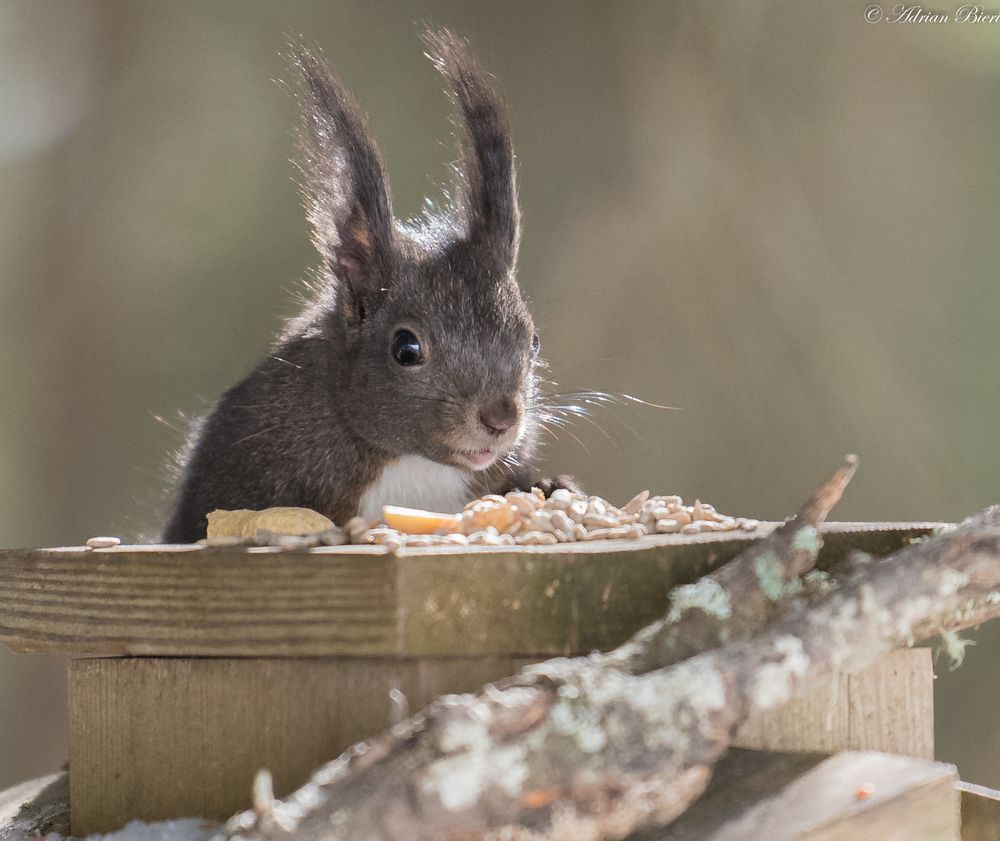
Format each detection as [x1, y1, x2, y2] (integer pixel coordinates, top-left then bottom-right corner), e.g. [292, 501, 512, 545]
[2, 0, 998, 794]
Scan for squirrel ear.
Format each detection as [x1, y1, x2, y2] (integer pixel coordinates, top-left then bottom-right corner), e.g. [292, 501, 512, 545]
[293, 46, 393, 319]
[423, 28, 520, 271]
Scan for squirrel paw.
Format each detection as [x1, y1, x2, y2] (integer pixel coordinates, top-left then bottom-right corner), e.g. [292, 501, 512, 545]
[530, 474, 582, 497]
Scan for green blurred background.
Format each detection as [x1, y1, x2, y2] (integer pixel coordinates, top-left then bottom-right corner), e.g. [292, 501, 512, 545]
[1, 0, 998, 794]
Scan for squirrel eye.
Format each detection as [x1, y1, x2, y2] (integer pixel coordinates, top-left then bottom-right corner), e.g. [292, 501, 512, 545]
[391, 329, 424, 366]
[530, 332, 540, 357]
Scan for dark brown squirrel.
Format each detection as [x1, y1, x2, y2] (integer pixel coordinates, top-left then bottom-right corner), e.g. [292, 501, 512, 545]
[162, 29, 577, 543]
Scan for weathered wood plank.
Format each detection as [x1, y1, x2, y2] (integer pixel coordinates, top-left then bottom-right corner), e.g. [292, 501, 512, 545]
[0, 523, 940, 657]
[735, 647, 933, 759]
[68, 655, 535, 834]
[846, 645, 934, 759]
[734, 670, 849, 753]
[395, 535, 732, 655]
[959, 782, 1000, 841]
[639, 749, 960, 841]
[0, 549, 399, 656]
[68, 649, 932, 835]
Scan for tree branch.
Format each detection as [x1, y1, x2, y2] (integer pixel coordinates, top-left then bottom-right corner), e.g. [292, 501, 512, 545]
[602, 454, 857, 674]
[220, 487, 1000, 841]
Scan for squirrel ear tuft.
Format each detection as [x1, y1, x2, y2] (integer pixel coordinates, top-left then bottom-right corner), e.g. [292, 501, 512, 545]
[422, 28, 520, 270]
[292, 45, 393, 319]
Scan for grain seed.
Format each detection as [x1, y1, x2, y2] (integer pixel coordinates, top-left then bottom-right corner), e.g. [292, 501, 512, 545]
[624, 490, 649, 515]
[550, 510, 573, 534]
[364, 528, 404, 545]
[584, 513, 618, 530]
[655, 518, 682, 534]
[548, 488, 573, 509]
[507, 493, 537, 515]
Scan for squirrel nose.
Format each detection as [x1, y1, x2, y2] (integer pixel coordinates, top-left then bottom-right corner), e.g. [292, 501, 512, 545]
[479, 397, 518, 437]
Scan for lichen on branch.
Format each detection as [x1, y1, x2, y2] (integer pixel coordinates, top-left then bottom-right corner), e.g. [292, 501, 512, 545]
[219, 469, 1000, 841]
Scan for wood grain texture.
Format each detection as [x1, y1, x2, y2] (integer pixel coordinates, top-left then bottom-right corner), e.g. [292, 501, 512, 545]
[734, 669, 850, 753]
[959, 783, 1000, 841]
[69, 649, 932, 835]
[846, 646, 934, 759]
[68, 656, 535, 834]
[735, 647, 933, 759]
[0, 547, 398, 656]
[0, 523, 941, 657]
[645, 750, 959, 841]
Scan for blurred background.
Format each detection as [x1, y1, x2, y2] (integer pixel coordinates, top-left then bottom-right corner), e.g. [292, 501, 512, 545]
[1, 0, 998, 794]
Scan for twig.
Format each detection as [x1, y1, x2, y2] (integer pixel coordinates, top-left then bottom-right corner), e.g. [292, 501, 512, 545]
[602, 455, 857, 673]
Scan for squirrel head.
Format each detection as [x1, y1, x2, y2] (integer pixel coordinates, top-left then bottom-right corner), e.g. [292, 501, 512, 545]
[291, 29, 540, 473]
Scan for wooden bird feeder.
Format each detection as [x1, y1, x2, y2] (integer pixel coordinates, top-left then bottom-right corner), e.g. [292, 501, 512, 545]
[2, 523, 1000, 839]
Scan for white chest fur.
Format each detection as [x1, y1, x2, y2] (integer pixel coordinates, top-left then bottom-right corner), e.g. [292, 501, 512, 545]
[358, 455, 474, 522]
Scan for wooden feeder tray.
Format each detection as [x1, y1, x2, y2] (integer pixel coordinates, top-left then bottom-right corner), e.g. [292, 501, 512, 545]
[0, 522, 974, 836]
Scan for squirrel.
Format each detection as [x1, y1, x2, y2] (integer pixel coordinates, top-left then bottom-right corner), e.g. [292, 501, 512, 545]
[162, 29, 577, 543]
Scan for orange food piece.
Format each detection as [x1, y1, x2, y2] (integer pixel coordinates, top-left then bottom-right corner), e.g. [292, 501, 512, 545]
[521, 787, 561, 810]
[467, 503, 519, 532]
[383, 505, 461, 535]
[855, 783, 875, 801]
